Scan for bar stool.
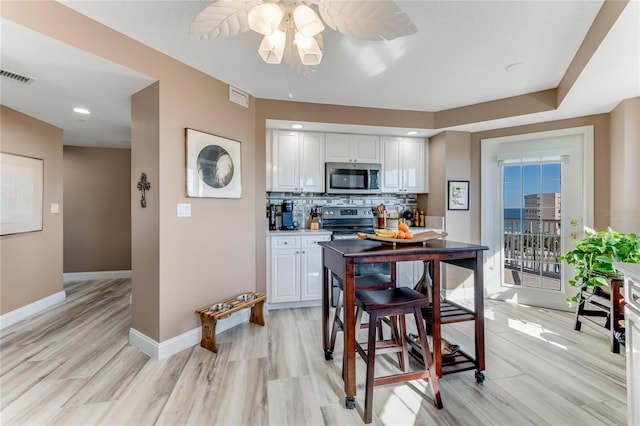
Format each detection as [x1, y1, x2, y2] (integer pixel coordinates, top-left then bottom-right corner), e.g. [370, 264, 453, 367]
[354, 286, 442, 424]
[328, 273, 395, 356]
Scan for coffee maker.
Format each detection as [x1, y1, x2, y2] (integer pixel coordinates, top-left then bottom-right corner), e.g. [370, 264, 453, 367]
[280, 200, 297, 230]
[268, 204, 277, 230]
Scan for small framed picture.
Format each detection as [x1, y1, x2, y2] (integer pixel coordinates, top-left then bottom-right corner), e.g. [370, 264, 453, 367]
[185, 128, 242, 198]
[448, 180, 469, 210]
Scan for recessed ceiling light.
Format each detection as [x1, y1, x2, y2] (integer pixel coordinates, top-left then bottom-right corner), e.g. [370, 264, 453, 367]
[291, 124, 303, 129]
[73, 107, 91, 115]
[407, 130, 418, 135]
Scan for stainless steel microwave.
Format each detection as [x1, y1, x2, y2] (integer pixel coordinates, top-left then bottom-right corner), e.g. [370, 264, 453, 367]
[325, 162, 381, 195]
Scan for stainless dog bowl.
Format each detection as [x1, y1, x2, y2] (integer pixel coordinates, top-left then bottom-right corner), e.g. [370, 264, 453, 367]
[209, 303, 233, 312]
[236, 293, 257, 302]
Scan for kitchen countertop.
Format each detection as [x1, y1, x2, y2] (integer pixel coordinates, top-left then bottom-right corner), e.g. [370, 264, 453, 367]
[614, 262, 640, 278]
[268, 229, 332, 236]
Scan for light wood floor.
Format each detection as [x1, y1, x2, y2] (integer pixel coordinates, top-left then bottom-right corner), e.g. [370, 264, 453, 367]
[0, 278, 627, 425]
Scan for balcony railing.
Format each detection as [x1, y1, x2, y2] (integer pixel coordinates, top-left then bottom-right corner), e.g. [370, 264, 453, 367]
[503, 217, 562, 290]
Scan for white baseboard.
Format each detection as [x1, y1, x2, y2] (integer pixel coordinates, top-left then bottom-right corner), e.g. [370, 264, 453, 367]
[129, 309, 251, 360]
[63, 270, 132, 282]
[0, 290, 66, 330]
[267, 300, 322, 310]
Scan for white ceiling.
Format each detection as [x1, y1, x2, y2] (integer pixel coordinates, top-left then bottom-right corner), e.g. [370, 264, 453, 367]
[1, 1, 639, 147]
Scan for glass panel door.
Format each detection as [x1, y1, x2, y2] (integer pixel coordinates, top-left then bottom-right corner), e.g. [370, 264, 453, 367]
[502, 160, 562, 291]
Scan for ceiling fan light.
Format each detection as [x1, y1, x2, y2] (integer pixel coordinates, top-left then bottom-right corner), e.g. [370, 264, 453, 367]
[295, 32, 322, 66]
[248, 3, 283, 35]
[293, 5, 324, 37]
[258, 29, 286, 64]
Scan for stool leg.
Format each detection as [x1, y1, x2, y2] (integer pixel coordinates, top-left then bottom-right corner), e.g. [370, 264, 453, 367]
[399, 314, 409, 373]
[364, 310, 379, 424]
[329, 289, 343, 352]
[414, 307, 442, 409]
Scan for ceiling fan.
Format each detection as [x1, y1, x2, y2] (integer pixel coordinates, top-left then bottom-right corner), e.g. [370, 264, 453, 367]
[190, 0, 418, 77]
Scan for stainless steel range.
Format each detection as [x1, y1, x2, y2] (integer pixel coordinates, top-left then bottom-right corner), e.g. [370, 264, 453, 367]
[322, 206, 391, 304]
[321, 206, 375, 239]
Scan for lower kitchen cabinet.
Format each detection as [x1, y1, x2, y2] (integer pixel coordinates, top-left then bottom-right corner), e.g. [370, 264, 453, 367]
[268, 234, 331, 308]
[396, 260, 424, 288]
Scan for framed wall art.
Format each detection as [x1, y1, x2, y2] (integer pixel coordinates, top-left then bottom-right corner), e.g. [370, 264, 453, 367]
[185, 128, 242, 198]
[1, 152, 44, 235]
[448, 180, 469, 211]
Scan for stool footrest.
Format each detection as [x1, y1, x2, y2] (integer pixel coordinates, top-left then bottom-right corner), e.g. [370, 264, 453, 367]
[374, 370, 433, 387]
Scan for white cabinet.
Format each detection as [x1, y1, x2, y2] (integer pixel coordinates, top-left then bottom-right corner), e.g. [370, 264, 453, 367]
[397, 261, 425, 288]
[269, 234, 331, 306]
[380, 137, 428, 193]
[272, 130, 324, 192]
[325, 133, 379, 163]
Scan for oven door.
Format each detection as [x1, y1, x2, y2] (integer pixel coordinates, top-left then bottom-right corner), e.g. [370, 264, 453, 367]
[329, 232, 391, 305]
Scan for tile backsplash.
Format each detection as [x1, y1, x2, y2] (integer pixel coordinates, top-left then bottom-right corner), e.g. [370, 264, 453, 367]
[267, 192, 420, 229]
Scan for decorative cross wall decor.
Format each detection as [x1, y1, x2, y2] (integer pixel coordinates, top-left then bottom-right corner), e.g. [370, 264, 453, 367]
[137, 172, 150, 208]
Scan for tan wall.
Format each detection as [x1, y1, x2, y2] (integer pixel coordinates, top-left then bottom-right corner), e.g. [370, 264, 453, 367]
[131, 83, 160, 340]
[609, 97, 640, 233]
[0, 106, 64, 315]
[63, 146, 131, 273]
[4, 1, 257, 342]
[424, 134, 446, 217]
[471, 114, 611, 240]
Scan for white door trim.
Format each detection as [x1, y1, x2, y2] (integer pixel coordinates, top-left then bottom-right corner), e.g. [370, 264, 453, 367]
[481, 125, 594, 310]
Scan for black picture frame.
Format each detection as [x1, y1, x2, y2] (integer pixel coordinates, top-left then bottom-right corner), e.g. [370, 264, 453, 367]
[448, 180, 469, 210]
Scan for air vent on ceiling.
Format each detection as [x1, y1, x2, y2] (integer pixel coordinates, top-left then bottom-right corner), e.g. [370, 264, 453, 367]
[0, 69, 35, 85]
[229, 85, 249, 108]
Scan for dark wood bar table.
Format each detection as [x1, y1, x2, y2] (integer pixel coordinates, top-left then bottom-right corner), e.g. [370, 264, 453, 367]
[319, 238, 488, 409]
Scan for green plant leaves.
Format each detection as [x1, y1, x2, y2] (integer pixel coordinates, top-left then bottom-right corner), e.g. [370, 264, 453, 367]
[560, 228, 640, 305]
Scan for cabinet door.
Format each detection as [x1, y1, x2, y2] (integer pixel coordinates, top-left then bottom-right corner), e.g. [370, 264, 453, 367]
[300, 236, 330, 300]
[354, 135, 379, 162]
[380, 136, 402, 192]
[272, 131, 299, 192]
[299, 132, 325, 192]
[402, 138, 425, 193]
[626, 306, 640, 426]
[325, 133, 352, 162]
[300, 247, 324, 300]
[270, 248, 300, 303]
[396, 261, 416, 287]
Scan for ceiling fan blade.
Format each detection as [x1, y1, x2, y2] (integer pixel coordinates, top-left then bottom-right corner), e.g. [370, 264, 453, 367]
[190, 0, 263, 39]
[317, 0, 418, 41]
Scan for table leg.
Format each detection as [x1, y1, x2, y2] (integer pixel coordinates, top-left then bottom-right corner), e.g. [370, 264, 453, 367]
[322, 265, 333, 360]
[199, 315, 218, 353]
[343, 262, 357, 407]
[250, 300, 265, 326]
[474, 251, 486, 374]
[431, 259, 442, 378]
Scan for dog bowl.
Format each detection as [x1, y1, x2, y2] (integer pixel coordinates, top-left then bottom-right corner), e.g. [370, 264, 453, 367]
[209, 303, 233, 312]
[236, 293, 257, 302]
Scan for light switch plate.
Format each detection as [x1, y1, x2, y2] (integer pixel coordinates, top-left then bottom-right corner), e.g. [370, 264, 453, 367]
[50, 203, 59, 213]
[177, 203, 191, 217]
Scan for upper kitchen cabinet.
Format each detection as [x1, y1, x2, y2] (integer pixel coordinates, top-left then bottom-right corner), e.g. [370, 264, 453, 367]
[272, 130, 325, 193]
[325, 133, 379, 163]
[380, 137, 428, 193]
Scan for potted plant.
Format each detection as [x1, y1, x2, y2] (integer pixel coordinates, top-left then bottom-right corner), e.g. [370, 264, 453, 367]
[560, 227, 640, 305]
